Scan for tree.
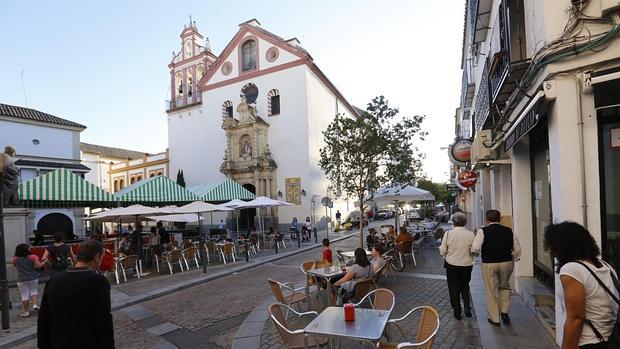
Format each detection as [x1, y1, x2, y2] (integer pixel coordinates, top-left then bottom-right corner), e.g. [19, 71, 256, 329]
[319, 96, 427, 247]
[176, 170, 186, 188]
[417, 179, 454, 217]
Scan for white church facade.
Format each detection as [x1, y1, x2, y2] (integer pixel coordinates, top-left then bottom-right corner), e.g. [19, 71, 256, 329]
[167, 19, 358, 229]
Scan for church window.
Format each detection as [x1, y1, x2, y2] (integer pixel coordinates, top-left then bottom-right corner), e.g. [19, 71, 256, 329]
[197, 64, 205, 80]
[175, 72, 184, 97]
[265, 47, 279, 62]
[221, 62, 232, 76]
[241, 40, 257, 71]
[185, 41, 193, 59]
[241, 83, 258, 104]
[222, 100, 233, 118]
[268, 89, 280, 116]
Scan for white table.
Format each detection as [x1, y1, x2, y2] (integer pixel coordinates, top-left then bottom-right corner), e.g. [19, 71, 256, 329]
[303, 307, 391, 348]
[306, 266, 346, 306]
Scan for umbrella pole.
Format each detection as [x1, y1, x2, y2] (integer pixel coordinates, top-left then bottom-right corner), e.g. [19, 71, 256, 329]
[235, 209, 239, 240]
[135, 215, 143, 277]
[200, 212, 207, 273]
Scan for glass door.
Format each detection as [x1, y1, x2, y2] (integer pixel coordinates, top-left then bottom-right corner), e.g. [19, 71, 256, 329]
[599, 106, 620, 270]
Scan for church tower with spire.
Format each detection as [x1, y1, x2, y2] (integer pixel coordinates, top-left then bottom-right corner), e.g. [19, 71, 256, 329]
[166, 20, 217, 112]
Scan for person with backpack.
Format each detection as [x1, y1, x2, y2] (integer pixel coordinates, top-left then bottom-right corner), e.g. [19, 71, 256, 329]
[545, 221, 620, 349]
[42, 232, 75, 275]
[13, 244, 45, 317]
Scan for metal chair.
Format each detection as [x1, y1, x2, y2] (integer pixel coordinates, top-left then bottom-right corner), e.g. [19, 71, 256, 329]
[162, 249, 185, 274]
[181, 246, 200, 269]
[221, 243, 236, 264]
[350, 278, 374, 304]
[151, 245, 165, 273]
[268, 279, 309, 319]
[379, 306, 440, 349]
[268, 303, 328, 349]
[372, 260, 390, 288]
[353, 288, 395, 312]
[116, 255, 140, 282]
[301, 261, 322, 297]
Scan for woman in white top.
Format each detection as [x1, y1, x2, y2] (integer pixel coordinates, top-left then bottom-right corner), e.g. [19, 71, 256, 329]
[544, 221, 619, 349]
[439, 212, 475, 320]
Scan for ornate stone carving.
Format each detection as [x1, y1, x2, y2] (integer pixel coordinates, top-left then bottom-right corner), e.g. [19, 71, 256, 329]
[0, 145, 20, 206]
[236, 94, 258, 124]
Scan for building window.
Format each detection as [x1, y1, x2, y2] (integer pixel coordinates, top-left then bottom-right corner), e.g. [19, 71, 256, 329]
[265, 47, 279, 62]
[268, 89, 280, 115]
[119, 179, 125, 190]
[222, 100, 234, 118]
[241, 40, 257, 71]
[130, 177, 136, 185]
[241, 83, 258, 104]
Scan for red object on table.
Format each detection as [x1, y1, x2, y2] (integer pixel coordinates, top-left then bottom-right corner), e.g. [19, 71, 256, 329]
[344, 303, 355, 321]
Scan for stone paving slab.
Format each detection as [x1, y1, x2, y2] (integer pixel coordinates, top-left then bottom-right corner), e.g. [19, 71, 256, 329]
[147, 322, 182, 336]
[121, 304, 156, 321]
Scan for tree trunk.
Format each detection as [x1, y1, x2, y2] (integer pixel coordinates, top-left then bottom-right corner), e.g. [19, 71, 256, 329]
[359, 199, 365, 248]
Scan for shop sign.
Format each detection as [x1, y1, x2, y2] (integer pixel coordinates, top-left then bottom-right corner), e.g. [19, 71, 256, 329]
[457, 170, 478, 189]
[504, 109, 538, 152]
[445, 183, 460, 192]
[449, 139, 472, 166]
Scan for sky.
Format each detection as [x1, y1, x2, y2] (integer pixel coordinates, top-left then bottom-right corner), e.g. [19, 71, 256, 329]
[0, 0, 463, 182]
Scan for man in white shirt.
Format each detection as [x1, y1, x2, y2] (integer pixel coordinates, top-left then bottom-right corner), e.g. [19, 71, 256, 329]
[471, 209, 521, 325]
[439, 212, 475, 320]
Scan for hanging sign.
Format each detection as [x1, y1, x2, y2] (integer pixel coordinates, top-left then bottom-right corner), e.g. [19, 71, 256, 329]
[449, 139, 472, 166]
[504, 108, 539, 152]
[457, 170, 478, 189]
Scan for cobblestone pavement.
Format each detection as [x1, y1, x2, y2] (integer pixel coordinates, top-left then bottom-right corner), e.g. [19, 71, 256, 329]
[260, 247, 483, 349]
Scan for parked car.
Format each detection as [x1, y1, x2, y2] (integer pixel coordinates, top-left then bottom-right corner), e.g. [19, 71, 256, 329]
[376, 209, 389, 220]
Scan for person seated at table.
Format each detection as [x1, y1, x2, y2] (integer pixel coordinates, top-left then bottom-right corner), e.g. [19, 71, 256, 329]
[395, 227, 413, 244]
[366, 228, 378, 250]
[370, 243, 386, 273]
[118, 234, 131, 255]
[330, 248, 371, 303]
[289, 217, 299, 239]
[322, 239, 333, 264]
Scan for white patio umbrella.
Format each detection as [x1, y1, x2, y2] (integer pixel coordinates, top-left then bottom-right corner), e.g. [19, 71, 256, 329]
[171, 201, 232, 239]
[366, 184, 435, 230]
[222, 199, 249, 238]
[235, 197, 294, 238]
[146, 214, 204, 223]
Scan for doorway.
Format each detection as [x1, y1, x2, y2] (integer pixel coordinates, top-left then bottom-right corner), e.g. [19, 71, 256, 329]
[239, 184, 256, 232]
[38, 213, 74, 240]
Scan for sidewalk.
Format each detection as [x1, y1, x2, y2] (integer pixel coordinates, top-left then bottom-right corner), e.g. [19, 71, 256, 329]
[0, 223, 367, 349]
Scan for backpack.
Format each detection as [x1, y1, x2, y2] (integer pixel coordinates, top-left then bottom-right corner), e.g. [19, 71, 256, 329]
[576, 261, 620, 348]
[49, 245, 70, 271]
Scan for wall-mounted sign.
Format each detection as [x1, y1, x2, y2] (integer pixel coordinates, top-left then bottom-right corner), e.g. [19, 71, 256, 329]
[457, 170, 478, 189]
[449, 139, 472, 166]
[611, 128, 620, 148]
[285, 177, 302, 205]
[445, 183, 460, 192]
[504, 108, 539, 152]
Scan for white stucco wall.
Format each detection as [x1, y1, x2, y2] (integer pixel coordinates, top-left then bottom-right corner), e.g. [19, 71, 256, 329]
[1, 120, 79, 160]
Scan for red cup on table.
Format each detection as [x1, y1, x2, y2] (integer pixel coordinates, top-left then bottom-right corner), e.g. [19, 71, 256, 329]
[344, 303, 355, 321]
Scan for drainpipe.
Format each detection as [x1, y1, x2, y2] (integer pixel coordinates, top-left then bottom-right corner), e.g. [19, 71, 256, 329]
[576, 77, 588, 228]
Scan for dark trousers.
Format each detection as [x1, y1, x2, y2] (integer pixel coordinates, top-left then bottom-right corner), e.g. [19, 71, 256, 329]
[445, 263, 473, 313]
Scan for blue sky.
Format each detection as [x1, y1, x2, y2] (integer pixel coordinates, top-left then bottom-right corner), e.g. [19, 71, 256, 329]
[0, 1, 464, 181]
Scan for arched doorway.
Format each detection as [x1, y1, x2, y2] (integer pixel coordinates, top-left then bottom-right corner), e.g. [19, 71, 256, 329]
[239, 184, 256, 231]
[37, 213, 74, 240]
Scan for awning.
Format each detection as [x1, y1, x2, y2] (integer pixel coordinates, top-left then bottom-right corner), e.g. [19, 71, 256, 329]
[19, 168, 117, 208]
[188, 178, 255, 202]
[114, 175, 200, 205]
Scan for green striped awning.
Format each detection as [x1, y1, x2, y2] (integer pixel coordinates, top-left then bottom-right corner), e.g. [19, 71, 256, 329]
[19, 168, 117, 208]
[114, 175, 200, 204]
[188, 178, 255, 202]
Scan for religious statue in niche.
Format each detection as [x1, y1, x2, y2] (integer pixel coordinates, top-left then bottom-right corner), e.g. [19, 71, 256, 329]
[0, 145, 20, 206]
[236, 94, 258, 123]
[240, 136, 252, 158]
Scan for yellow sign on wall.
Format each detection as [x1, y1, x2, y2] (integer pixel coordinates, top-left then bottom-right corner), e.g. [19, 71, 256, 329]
[285, 177, 302, 205]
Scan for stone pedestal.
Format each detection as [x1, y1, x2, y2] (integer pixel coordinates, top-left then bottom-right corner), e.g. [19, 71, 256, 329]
[2, 207, 30, 262]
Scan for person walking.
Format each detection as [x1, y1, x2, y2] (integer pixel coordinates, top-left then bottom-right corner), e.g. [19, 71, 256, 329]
[471, 209, 521, 325]
[38, 240, 114, 349]
[157, 221, 170, 248]
[545, 222, 619, 349]
[13, 244, 45, 317]
[439, 212, 475, 320]
[41, 232, 75, 276]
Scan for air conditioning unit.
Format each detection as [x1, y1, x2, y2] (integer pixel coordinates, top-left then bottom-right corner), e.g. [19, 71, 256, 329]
[471, 129, 492, 163]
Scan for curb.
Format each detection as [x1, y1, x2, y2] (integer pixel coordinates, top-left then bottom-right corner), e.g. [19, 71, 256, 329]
[0, 231, 357, 349]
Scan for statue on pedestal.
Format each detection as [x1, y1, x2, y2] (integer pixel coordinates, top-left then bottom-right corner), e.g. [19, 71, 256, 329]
[236, 94, 258, 123]
[0, 146, 19, 207]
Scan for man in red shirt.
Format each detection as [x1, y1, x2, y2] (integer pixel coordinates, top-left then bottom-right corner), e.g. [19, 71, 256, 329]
[322, 239, 333, 264]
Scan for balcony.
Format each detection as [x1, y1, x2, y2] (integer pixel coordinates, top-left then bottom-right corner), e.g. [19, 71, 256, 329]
[461, 69, 475, 109]
[474, 62, 491, 131]
[470, 0, 493, 45]
[166, 92, 202, 112]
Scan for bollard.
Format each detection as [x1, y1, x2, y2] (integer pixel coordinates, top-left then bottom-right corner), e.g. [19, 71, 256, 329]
[297, 230, 301, 248]
[275, 236, 278, 254]
[245, 241, 249, 262]
[202, 242, 207, 273]
[314, 228, 318, 244]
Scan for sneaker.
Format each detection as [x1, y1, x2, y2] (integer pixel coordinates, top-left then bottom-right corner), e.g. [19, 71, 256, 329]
[33, 305, 40, 311]
[487, 318, 501, 326]
[501, 313, 511, 324]
[19, 312, 30, 317]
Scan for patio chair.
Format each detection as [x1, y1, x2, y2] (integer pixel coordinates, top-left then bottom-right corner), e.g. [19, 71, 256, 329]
[276, 234, 286, 249]
[380, 255, 397, 284]
[161, 249, 185, 274]
[379, 306, 440, 349]
[301, 262, 323, 299]
[353, 288, 395, 312]
[181, 246, 200, 269]
[205, 241, 218, 263]
[350, 278, 374, 304]
[335, 250, 348, 265]
[116, 255, 140, 282]
[151, 245, 165, 273]
[268, 279, 309, 318]
[372, 259, 390, 288]
[268, 303, 328, 349]
[397, 241, 414, 266]
[411, 236, 425, 266]
[221, 243, 236, 264]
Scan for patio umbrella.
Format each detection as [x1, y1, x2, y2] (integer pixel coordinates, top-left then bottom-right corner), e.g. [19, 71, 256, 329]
[366, 184, 435, 230]
[146, 214, 204, 223]
[222, 199, 248, 237]
[234, 197, 294, 239]
[171, 201, 232, 239]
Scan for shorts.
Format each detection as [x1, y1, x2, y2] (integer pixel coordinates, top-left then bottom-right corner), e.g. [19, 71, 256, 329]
[17, 279, 39, 301]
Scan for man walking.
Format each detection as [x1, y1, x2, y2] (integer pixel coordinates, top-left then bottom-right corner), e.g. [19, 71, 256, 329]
[38, 240, 114, 348]
[471, 209, 521, 326]
[439, 212, 475, 320]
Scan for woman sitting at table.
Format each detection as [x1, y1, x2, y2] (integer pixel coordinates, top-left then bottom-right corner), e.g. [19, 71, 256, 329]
[370, 243, 386, 273]
[118, 233, 131, 255]
[330, 248, 371, 304]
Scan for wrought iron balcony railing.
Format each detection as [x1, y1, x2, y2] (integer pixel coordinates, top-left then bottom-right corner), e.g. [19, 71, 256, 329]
[474, 62, 490, 132]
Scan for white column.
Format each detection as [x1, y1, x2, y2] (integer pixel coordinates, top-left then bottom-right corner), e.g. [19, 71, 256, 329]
[510, 140, 534, 279]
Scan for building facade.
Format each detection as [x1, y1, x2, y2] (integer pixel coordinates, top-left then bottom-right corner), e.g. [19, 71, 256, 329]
[107, 151, 169, 192]
[80, 142, 149, 190]
[456, 0, 620, 343]
[167, 19, 358, 228]
[0, 103, 88, 237]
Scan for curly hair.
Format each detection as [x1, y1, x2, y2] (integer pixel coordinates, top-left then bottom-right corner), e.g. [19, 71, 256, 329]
[543, 221, 601, 272]
[14, 243, 30, 258]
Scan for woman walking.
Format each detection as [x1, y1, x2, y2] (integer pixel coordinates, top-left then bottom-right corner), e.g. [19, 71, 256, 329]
[439, 212, 475, 320]
[13, 244, 45, 317]
[545, 222, 619, 349]
[42, 232, 75, 275]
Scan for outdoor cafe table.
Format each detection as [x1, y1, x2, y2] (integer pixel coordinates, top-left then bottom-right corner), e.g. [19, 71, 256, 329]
[340, 250, 372, 259]
[303, 306, 391, 349]
[305, 266, 346, 306]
